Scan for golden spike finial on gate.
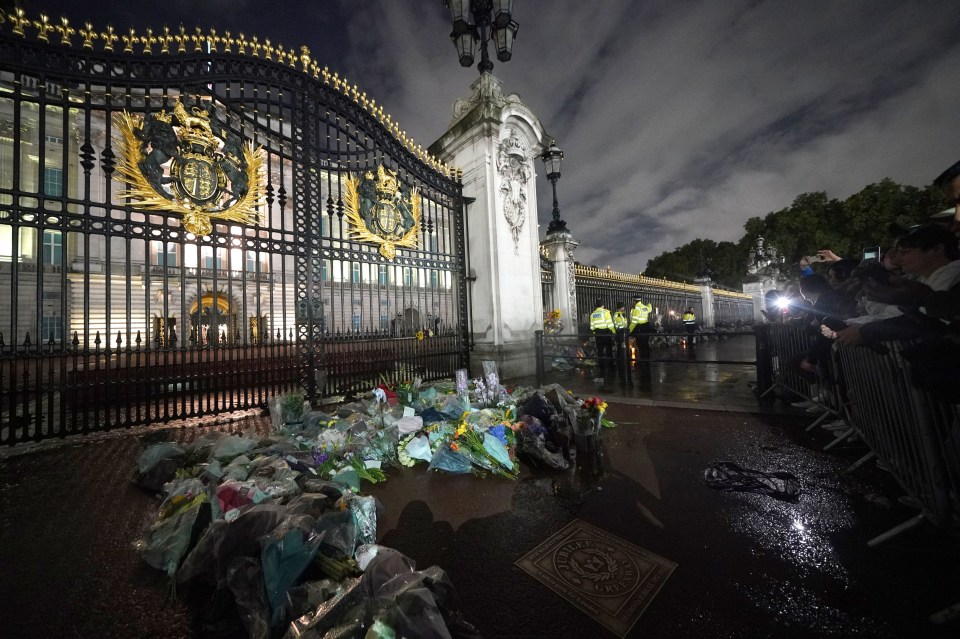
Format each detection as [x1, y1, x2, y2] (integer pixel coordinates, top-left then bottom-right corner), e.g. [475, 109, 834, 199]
[192, 27, 204, 53]
[222, 30, 233, 53]
[80, 22, 97, 49]
[300, 45, 311, 70]
[236, 33, 247, 55]
[121, 27, 140, 53]
[141, 28, 156, 54]
[34, 14, 55, 42]
[175, 25, 188, 53]
[207, 28, 219, 53]
[57, 17, 75, 46]
[159, 26, 172, 54]
[321, 66, 330, 84]
[101, 26, 118, 52]
[274, 42, 284, 63]
[287, 48, 298, 67]
[249, 36, 261, 57]
[9, 8, 30, 37]
[122, 27, 137, 53]
[310, 62, 320, 79]
[262, 38, 273, 60]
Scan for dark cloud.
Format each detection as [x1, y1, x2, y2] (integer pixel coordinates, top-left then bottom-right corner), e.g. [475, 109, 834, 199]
[20, 0, 960, 272]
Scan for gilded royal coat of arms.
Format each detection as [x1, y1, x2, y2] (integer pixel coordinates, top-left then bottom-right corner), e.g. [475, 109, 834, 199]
[114, 97, 265, 236]
[343, 164, 420, 259]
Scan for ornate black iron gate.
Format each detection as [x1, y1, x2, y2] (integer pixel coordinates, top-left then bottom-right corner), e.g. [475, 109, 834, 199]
[0, 16, 467, 445]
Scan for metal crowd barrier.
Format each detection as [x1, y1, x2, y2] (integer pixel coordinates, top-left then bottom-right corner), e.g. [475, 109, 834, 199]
[756, 322, 960, 546]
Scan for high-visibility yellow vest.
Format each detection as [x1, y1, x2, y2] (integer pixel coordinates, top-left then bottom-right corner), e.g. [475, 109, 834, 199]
[682, 312, 696, 325]
[613, 311, 628, 330]
[629, 301, 652, 331]
[590, 307, 614, 332]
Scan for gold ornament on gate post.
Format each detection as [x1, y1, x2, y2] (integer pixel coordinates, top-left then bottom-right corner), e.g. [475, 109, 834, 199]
[113, 96, 265, 236]
[343, 164, 420, 260]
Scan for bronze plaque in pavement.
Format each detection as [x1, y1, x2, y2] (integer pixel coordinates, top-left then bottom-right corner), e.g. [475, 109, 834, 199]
[515, 519, 676, 637]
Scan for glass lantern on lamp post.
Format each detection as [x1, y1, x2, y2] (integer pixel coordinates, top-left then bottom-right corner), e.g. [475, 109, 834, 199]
[445, 0, 519, 74]
[541, 141, 567, 235]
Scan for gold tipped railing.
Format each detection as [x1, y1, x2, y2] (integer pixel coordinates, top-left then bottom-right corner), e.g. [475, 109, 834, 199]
[1, 8, 459, 180]
[574, 264, 752, 298]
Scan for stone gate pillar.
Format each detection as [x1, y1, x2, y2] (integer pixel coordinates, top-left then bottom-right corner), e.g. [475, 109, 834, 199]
[429, 73, 551, 378]
[541, 232, 579, 333]
[696, 277, 716, 328]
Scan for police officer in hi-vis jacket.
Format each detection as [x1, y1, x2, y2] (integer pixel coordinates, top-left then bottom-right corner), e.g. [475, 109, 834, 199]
[629, 295, 653, 365]
[589, 299, 615, 383]
[613, 301, 628, 378]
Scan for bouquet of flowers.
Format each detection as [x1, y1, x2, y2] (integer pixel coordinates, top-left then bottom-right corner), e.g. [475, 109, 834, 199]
[575, 396, 608, 436]
[449, 422, 518, 479]
[544, 309, 563, 334]
[397, 379, 416, 405]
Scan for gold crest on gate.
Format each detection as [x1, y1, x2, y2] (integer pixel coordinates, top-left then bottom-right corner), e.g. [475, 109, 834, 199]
[113, 97, 265, 236]
[343, 164, 420, 259]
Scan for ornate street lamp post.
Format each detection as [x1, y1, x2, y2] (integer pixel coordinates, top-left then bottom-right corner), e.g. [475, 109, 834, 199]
[541, 141, 566, 235]
[445, 0, 519, 73]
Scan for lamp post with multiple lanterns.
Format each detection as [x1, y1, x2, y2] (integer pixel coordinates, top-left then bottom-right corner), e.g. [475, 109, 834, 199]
[445, 3, 567, 238]
[540, 140, 567, 235]
[445, 0, 519, 74]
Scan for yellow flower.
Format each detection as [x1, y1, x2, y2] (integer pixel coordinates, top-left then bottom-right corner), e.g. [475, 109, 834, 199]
[455, 424, 468, 438]
[416, 331, 425, 341]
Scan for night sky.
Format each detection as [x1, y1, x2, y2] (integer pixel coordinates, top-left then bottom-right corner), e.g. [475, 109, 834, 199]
[18, 0, 960, 273]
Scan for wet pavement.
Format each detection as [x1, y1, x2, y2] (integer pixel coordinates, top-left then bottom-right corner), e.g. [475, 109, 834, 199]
[1, 341, 959, 638]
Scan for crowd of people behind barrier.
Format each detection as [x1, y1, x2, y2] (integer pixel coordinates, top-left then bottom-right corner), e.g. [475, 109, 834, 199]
[758, 158, 960, 535]
[762, 158, 960, 408]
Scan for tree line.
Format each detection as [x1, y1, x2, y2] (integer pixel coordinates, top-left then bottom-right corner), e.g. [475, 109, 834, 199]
[643, 179, 948, 289]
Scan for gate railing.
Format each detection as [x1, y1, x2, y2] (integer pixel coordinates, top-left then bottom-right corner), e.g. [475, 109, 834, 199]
[0, 12, 469, 445]
[1, 328, 464, 446]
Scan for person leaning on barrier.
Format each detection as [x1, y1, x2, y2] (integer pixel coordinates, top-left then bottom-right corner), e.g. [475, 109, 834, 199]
[629, 295, 654, 364]
[856, 160, 960, 326]
[835, 223, 960, 347]
[589, 298, 615, 383]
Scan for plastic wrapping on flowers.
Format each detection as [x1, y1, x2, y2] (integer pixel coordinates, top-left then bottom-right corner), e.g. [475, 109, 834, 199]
[131, 376, 613, 635]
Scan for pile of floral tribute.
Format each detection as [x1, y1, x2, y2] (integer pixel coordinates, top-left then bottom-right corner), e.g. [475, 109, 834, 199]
[131, 363, 615, 638]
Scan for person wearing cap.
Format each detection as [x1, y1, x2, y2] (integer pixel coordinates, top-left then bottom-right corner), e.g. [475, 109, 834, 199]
[682, 307, 698, 342]
[589, 299, 615, 383]
[934, 159, 960, 235]
[853, 161, 960, 327]
[837, 223, 960, 344]
[629, 295, 654, 367]
[612, 301, 628, 379]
